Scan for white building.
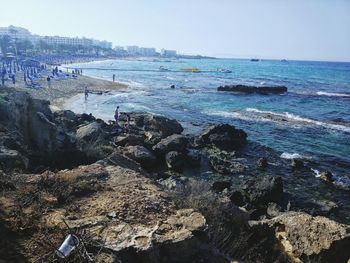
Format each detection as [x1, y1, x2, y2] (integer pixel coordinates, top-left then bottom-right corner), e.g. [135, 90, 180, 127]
[0, 25, 113, 49]
[161, 49, 177, 57]
[139, 47, 157, 57]
[41, 36, 93, 46]
[126, 45, 140, 55]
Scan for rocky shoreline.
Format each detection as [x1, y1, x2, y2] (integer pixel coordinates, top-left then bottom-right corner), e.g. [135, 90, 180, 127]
[0, 89, 350, 262]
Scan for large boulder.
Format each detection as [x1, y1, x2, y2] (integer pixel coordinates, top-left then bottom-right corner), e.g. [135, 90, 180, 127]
[195, 124, 247, 150]
[76, 122, 102, 142]
[241, 176, 284, 206]
[153, 134, 189, 155]
[123, 145, 157, 169]
[146, 115, 184, 138]
[165, 151, 186, 171]
[131, 113, 183, 137]
[249, 212, 350, 263]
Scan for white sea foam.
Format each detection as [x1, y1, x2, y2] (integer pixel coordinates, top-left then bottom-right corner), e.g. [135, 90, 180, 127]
[316, 91, 350, 97]
[244, 108, 350, 133]
[280, 152, 313, 160]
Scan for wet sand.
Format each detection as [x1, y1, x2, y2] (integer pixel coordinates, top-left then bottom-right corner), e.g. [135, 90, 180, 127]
[7, 74, 127, 109]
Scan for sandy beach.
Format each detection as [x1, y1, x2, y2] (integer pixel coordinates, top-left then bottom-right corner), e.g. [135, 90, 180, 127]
[6, 73, 127, 109]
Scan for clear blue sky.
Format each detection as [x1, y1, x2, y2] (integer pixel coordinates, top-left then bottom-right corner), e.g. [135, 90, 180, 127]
[1, 0, 349, 61]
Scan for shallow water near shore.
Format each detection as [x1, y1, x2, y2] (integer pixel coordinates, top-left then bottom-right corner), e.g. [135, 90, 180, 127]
[66, 58, 350, 190]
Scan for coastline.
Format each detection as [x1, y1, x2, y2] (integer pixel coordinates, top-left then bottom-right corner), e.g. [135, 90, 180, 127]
[9, 72, 127, 109]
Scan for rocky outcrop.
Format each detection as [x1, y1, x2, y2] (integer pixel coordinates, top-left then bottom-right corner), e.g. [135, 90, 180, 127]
[122, 145, 157, 169]
[241, 176, 284, 206]
[76, 121, 103, 142]
[22, 161, 208, 262]
[218, 84, 288, 94]
[207, 148, 247, 174]
[152, 134, 189, 155]
[249, 212, 350, 263]
[195, 124, 247, 150]
[165, 151, 186, 171]
[132, 113, 183, 138]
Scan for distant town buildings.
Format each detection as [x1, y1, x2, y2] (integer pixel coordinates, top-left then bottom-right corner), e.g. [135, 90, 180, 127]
[0, 25, 112, 49]
[0, 26, 180, 57]
[122, 45, 177, 57]
[161, 49, 177, 57]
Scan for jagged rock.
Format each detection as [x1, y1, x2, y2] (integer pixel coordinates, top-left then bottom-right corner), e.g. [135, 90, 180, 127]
[148, 115, 184, 137]
[77, 113, 96, 123]
[165, 151, 186, 171]
[153, 134, 189, 155]
[0, 90, 75, 154]
[157, 176, 184, 190]
[76, 122, 102, 142]
[54, 110, 78, 131]
[186, 149, 201, 167]
[291, 159, 304, 169]
[114, 134, 145, 147]
[212, 180, 232, 193]
[123, 145, 157, 169]
[207, 149, 247, 174]
[257, 157, 268, 168]
[241, 176, 283, 206]
[0, 146, 28, 170]
[266, 202, 283, 218]
[320, 171, 334, 183]
[249, 212, 350, 262]
[132, 114, 183, 138]
[195, 124, 247, 150]
[230, 191, 245, 207]
[144, 131, 163, 146]
[218, 84, 288, 94]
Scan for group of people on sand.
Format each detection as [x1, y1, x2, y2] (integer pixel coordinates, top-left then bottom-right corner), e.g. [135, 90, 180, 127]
[114, 106, 131, 133]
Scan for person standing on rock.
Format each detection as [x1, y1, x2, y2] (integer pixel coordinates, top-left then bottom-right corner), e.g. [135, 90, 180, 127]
[113, 74, 115, 82]
[114, 106, 120, 128]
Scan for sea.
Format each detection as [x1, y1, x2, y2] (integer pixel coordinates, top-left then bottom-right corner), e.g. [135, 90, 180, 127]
[65, 58, 350, 191]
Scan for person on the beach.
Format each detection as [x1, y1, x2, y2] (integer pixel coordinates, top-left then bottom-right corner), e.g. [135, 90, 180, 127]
[84, 86, 89, 101]
[113, 74, 115, 82]
[47, 76, 51, 88]
[114, 106, 120, 127]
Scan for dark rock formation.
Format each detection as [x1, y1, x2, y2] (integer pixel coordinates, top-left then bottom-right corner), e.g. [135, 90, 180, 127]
[291, 158, 304, 169]
[212, 180, 232, 193]
[241, 176, 284, 206]
[153, 134, 189, 155]
[195, 124, 247, 150]
[218, 84, 288, 95]
[207, 149, 247, 174]
[256, 157, 268, 169]
[122, 145, 157, 169]
[132, 113, 183, 138]
[165, 151, 186, 171]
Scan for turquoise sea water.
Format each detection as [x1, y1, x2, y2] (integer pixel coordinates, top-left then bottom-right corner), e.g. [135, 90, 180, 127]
[66, 58, 350, 185]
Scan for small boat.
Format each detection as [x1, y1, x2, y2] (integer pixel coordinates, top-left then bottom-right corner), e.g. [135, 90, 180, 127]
[250, 58, 260, 62]
[217, 68, 232, 73]
[180, 68, 201, 73]
[159, 66, 169, 71]
[281, 59, 287, 62]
